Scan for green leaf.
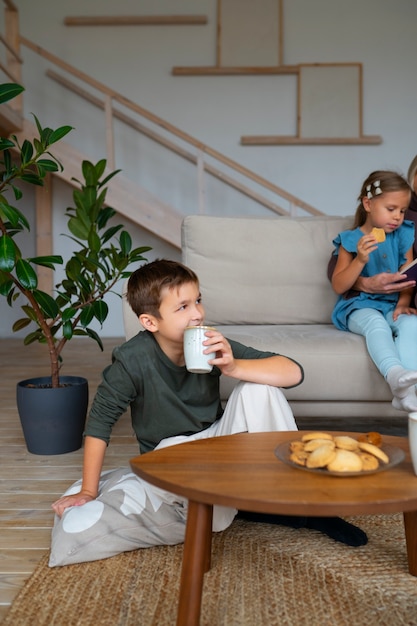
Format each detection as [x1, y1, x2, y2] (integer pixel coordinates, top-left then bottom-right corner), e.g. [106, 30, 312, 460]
[0, 83, 24, 105]
[35, 159, 60, 172]
[32, 113, 43, 138]
[99, 168, 121, 188]
[16, 259, 38, 289]
[21, 304, 38, 323]
[119, 230, 132, 255]
[92, 299, 108, 324]
[20, 173, 44, 186]
[23, 329, 43, 345]
[65, 256, 83, 280]
[101, 224, 122, 244]
[72, 328, 88, 338]
[96, 205, 116, 229]
[28, 255, 63, 269]
[0, 277, 14, 296]
[67, 214, 90, 240]
[62, 306, 77, 322]
[33, 289, 60, 319]
[39, 125, 53, 145]
[94, 159, 107, 180]
[11, 184, 23, 201]
[82, 160, 98, 186]
[80, 304, 94, 327]
[21, 140, 34, 164]
[62, 319, 74, 339]
[12, 317, 32, 332]
[85, 327, 104, 351]
[0, 234, 16, 271]
[48, 125, 73, 146]
[88, 228, 101, 253]
[0, 138, 15, 151]
[0, 202, 30, 229]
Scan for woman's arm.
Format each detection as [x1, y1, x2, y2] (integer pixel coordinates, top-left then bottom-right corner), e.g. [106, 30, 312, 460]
[394, 246, 416, 314]
[354, 273, 415, 294]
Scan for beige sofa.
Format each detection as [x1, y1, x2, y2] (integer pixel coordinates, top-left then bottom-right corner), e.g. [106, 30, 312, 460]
[124, 215, 402, 421]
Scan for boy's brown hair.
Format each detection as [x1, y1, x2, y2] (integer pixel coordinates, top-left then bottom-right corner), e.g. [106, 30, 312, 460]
[126, 259, 199, 318]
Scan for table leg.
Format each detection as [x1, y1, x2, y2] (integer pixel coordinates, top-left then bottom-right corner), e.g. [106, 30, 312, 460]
[176, 500, 213, 626]
[403, 510, 417, 576]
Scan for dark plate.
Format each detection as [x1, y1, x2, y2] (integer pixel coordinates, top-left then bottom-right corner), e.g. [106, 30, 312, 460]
[274, 440, 405, 477]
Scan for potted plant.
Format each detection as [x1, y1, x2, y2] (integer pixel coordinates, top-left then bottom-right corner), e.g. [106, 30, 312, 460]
[0, 83, 151, 454]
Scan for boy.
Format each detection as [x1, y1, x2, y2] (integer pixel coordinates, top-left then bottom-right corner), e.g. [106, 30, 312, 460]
[49, 259, 365, 567]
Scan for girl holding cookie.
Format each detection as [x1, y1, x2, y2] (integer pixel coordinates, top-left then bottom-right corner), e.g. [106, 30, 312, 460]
[331, 170, 417, 412]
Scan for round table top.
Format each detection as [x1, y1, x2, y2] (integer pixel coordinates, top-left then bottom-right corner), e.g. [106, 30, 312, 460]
[130, 431, 417, 516]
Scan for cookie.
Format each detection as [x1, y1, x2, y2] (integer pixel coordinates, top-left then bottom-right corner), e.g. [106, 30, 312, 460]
[334, 435, 359, 451]
[371, 227, 386, 243]
[327, 449, 363, 473]
[290, 450, 309, 466]
[358, 431, 382, 447]
[306, 444, 337, 469]
[358, 452, 379, 471]
[289, 440, 305, 452]
[358, 442, 389, 463]
[304, 438, 336, 452]
[301, 432, 333, 443]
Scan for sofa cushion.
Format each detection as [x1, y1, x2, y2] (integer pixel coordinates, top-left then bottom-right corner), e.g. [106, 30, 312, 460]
[182, 215, 353, 325]
[215, 324, 391, 403]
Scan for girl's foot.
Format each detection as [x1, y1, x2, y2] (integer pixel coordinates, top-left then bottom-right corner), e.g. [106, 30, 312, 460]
[386, 366, 417, 398]
[392, 388, 417, 413]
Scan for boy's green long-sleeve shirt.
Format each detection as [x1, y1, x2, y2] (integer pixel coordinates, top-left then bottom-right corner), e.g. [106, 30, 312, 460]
[84, 330, 298, 454]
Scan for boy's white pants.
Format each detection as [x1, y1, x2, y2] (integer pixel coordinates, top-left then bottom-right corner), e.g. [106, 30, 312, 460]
[49, 383, 297, 567]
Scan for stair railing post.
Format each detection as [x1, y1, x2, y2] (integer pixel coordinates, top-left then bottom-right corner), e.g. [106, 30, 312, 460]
[197, 149, 206, 214]
[104, 94, 115, 170]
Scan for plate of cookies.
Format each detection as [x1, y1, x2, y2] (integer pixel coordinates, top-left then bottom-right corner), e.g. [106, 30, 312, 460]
[275, 431, 405, 476]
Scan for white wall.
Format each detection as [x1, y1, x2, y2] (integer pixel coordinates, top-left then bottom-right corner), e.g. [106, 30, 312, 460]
[2, 0, 417, 338]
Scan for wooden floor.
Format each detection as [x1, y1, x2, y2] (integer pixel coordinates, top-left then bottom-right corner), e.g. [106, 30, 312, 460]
[0, 337, 408, 621]
[0, 337, 138, 622]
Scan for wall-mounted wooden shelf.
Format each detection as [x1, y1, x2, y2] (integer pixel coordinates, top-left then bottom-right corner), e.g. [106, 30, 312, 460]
[172, 65, 298, 76]
[240, 135, 383, 146]
[64, 15, 208, 27]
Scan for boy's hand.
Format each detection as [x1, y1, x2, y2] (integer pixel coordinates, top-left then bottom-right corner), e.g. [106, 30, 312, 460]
[203, 329, 236, 376]
[52, 491, 96, 517]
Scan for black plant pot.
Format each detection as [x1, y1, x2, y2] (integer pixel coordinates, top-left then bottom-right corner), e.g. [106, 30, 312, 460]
[16, 376, 89, 455]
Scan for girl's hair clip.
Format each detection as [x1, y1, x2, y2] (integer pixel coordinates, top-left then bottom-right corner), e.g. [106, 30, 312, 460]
[366, 181, 382, 198]
[373, 180, 382, 195]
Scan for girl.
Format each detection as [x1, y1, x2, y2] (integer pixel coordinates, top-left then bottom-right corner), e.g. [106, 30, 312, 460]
[331, 170, 417, 413]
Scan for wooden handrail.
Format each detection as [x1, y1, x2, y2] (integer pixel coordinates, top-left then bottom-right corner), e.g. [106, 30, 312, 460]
[0, 33, 22, 62]
[64, 15, 208, 27]
[46, 69, 288, 217]
[20, 35, 322, 218]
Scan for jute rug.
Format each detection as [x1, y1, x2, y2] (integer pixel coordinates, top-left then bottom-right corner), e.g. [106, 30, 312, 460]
[3, 514, 417, 626]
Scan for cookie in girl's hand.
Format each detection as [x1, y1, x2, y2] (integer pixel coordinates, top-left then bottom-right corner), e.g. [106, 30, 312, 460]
[371, 227, 386, 242]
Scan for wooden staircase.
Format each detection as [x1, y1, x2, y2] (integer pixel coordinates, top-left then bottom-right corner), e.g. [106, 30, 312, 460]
[13, 118, 184, 249]
[1, 1, 323, 254]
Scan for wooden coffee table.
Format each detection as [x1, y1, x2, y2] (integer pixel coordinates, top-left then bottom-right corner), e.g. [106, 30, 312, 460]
[130, 431, 417, 626]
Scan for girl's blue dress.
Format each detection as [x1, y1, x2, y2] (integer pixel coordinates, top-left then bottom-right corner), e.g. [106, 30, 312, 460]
[331, 220, 414, 331]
